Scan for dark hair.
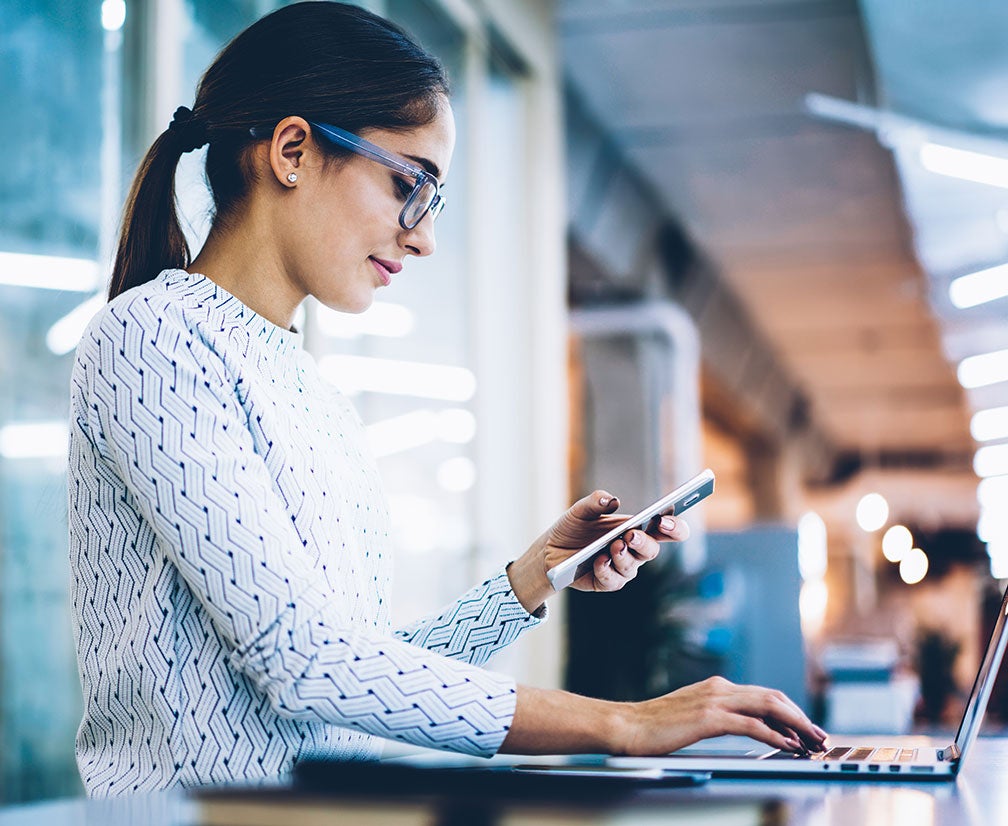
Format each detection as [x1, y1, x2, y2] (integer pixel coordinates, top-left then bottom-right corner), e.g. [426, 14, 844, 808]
[108, 1, 450, 300]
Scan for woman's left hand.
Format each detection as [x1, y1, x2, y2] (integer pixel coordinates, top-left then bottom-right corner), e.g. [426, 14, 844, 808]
[507, 490, 690, 613]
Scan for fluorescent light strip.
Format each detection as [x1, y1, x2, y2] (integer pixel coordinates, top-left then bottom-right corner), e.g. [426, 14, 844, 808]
[920, 142, 1008, 189]
[0, 421, 69, 459]
[975, 443, 1008, 478]
[0, 252, 100, 291]
[949, 262, 1008, 309]
[436, 456, 476, 492]
[320, 354, 476, 401]
[990, 539, 1008, 578]
[366, 410, 439, 457]
[978, 509, 1008, 543]
[349, 408, 480, 459]
[47, 293, 105, 355]
[101, 0, 125, 31]
[958, 348, 1008, 389]
[316, 302, 415, 339]
[978, 474, 1008, 508]
[972, 406, 1008, 442]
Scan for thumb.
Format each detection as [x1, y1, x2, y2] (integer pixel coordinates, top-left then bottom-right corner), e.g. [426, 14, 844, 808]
[569, 490, 620, 522]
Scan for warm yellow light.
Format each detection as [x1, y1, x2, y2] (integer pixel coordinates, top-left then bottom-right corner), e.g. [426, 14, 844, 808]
[882, 525, 913, 563]
[899, 548, 929, 585]
[856, 492, 889, 532]
[799, 580, 828, 638]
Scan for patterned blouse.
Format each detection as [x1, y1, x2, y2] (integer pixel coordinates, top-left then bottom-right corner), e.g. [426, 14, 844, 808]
[67, 269, 543, 796]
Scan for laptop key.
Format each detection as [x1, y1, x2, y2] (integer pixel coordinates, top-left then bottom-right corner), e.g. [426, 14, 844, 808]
[766, 750, 811, 760]
[845, 748, 874, 761]
[823, 747, 852, 760]
[872, 748, 899, 762]
[898, 748, 918, 762]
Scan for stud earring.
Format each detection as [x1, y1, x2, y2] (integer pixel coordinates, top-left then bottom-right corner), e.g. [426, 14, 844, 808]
[287, 172, 298, 183]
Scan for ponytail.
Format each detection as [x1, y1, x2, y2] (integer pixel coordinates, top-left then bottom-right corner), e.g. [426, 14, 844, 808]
[106, 2, 449, 302]
[108, 108, 208, 300]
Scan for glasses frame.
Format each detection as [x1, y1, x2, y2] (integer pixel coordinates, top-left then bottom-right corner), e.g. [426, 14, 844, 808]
[249, 121, 445, 230]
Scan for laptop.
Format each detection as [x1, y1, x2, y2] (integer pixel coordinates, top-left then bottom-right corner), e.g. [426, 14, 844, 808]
[609, 580, 1008, 780]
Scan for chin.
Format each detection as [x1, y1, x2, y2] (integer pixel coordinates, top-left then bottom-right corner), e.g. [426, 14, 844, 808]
[320, 293, 374, 315]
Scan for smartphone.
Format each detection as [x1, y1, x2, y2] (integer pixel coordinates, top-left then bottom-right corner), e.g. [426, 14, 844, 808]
[545, 468, 715, 591]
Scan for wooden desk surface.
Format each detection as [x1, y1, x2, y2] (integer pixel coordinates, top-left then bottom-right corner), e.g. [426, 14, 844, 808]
[2, 737, 1006, 826]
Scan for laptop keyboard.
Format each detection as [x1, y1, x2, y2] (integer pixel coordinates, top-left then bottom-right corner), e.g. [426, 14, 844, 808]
[767, 746, 919, 762]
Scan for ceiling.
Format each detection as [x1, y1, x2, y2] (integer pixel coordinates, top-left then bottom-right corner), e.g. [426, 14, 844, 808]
[558, 0, 1008, 520]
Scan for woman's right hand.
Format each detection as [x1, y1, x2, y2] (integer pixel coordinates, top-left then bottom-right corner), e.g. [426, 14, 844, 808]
[618, 676, 828, 756]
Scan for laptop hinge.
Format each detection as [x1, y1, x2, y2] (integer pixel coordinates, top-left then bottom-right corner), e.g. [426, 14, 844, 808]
[936, 744, 960, 762]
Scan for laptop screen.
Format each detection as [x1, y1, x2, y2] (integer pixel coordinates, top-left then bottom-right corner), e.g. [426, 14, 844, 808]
[953, 582, 1008, 758]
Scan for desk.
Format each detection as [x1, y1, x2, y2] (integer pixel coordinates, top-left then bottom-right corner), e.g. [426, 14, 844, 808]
[2, 738, 1006, 826]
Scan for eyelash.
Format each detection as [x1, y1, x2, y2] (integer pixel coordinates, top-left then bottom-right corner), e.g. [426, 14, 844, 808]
[393, 176, 413, 201]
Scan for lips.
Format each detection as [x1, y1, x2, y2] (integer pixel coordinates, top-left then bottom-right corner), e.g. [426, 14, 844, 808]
[369, 256, 402, 287]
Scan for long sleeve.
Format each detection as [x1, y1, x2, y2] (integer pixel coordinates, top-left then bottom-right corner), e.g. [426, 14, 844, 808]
[68, 272, 535, 795]
[394, 570, 545, 665]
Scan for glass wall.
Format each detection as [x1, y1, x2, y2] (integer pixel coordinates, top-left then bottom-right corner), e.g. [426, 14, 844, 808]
[1, 0, 108, 802]
[0, 0, 563, 804]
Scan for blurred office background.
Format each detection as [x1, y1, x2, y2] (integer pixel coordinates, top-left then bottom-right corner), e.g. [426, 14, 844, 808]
[2, 0, 1008, 804]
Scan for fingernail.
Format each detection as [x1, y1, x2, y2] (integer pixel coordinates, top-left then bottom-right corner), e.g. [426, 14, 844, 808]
[599, 495, 610, 507]
[786, 738, 801, 750]
[660, 516, 676, 532]
[627, 531, 641, 548]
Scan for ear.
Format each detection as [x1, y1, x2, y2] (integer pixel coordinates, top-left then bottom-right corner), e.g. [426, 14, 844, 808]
[268, 116, 310, 187]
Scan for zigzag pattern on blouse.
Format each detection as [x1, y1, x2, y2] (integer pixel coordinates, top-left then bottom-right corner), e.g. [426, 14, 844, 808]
[67, 270, 543, 796]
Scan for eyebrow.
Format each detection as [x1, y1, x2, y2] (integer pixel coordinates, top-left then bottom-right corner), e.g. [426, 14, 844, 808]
[404, 154, 441, 179]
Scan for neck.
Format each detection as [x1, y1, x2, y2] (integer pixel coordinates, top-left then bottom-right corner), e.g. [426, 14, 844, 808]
[188, 216, 304, 330]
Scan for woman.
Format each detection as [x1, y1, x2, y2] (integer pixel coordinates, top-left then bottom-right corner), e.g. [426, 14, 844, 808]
[67, 1, 824, 797]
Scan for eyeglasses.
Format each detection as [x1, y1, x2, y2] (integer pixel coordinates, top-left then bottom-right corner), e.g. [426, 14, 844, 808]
[249, 121, 445, 230]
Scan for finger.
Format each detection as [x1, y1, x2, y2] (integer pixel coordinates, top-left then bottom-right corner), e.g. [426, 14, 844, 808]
[732, 687, 824, 748]
[548, 491, 624, 548]
[766, 721, 808, 752]
[608, 538, 637, 577]
[766, 691, 827, 748]
[573, 490, 620, 521]
[648, 515, 690, 543]
[622, 529, 660, 562]
[593, 552, 630, 592]
[729, 714, 804, 753]
[762, 692, 827, 749]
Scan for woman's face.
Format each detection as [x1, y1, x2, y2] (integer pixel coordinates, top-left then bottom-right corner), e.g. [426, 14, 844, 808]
[281, 99, 456, 314]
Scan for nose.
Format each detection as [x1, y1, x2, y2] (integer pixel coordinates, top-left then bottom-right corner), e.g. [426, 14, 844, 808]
[400, 212, 437, 258]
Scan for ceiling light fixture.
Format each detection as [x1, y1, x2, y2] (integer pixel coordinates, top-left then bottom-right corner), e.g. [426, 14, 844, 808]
[978, 509, 1008, 544]
[856, 492, 889, 532]
[949, 262, 1008, 309]
[975, 444, 1008, 478]
[971, 406, 1008, 442]
[319, 354, 476, 401]
[919, 142, 1008, 190]
[899, 548, 929, 585]
[797, 511, 828, 581]
[46, 293, 104, 355]
[978, 475, 1008, 508]
[882, 525, 913, 563]
[0, 252, 100, 292]
[0, 421, 69, 459]
[989, 540, 1008, 580]
[958, 348, 1008, 389]
[364, 408, 476, 458]
[101, 0, 126, 31]
[436, 456, 477, 492]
